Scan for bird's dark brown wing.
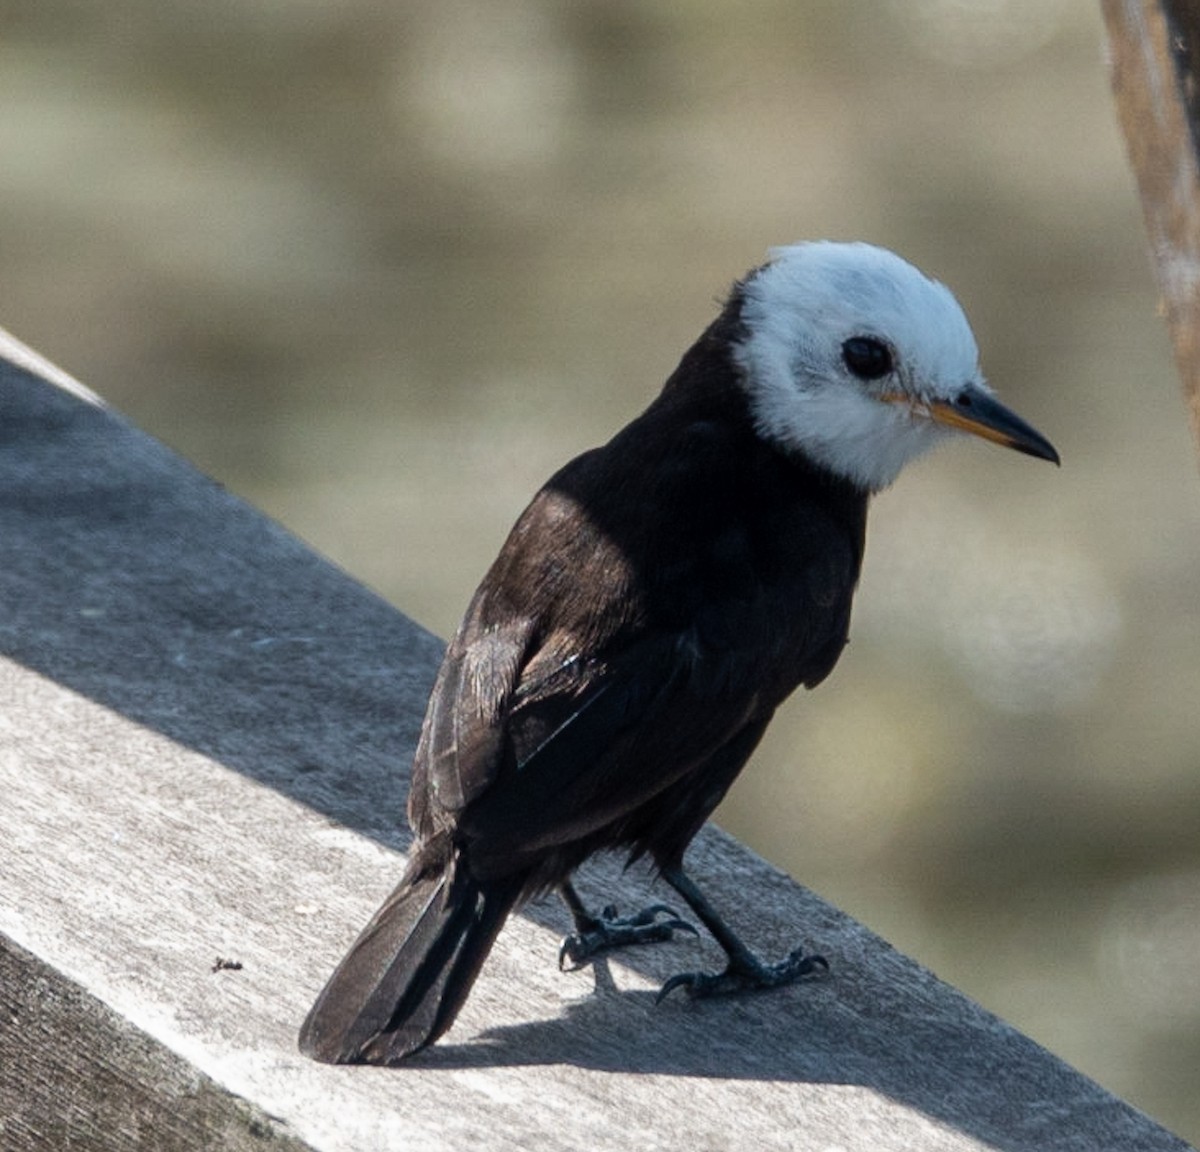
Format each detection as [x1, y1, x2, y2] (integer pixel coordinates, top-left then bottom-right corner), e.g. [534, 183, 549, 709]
[410, 609, 535, 818]
[410, 503, 859, 881]
[408, 574, 691, 855]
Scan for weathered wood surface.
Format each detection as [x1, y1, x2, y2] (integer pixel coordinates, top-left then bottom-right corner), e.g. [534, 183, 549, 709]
[1103, 0, 1200, 456]
[0, 936, 309, 1151]
[0, 330, 1190, 1150]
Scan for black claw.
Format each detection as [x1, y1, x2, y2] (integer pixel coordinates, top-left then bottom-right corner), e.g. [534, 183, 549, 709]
[664, 918, 699, 936]
[619, 903, 698, 938]
[656, 947, 829, 1003]
[558, 903, 698, 970]
[655, 971, 698, 1004]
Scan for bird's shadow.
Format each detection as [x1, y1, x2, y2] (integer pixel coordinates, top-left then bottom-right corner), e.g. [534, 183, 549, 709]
[410, 957, 837, 1078]
[405, 935, 1189, 1152]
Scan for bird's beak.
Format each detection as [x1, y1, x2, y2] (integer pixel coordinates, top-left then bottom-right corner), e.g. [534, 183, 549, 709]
[884, 383, 1060, 465]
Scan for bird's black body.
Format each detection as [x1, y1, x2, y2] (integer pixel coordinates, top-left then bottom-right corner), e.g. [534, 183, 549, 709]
[418, 299, 867, 888]
[298, 242, 1057, 1065]
[300, 287, 868, 1064]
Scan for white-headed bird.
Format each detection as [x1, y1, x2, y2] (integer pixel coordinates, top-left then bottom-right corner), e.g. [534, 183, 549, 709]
[300, 242, 1059, 1064]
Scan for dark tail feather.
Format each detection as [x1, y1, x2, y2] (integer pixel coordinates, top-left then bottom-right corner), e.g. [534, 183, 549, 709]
[299, 861, 521, 1064]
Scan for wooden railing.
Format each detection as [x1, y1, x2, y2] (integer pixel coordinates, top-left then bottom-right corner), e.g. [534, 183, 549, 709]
[0, 331, 1188, 1150]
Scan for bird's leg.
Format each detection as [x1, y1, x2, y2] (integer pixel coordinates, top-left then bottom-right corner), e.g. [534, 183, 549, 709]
[655, 864, 828, 1001]
[557, 878, 697, 971]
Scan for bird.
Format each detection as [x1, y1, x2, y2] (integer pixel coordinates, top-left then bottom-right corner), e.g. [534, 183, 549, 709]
[298, 241, 1059, 1065]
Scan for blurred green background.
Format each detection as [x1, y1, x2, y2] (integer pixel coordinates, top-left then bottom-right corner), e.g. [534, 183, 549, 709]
[2, 0, 1198, 1140]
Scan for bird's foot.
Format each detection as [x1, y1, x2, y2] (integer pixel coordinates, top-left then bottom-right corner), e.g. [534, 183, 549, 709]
[558, 903, 698, 971]
[656, 946, 829, 1003]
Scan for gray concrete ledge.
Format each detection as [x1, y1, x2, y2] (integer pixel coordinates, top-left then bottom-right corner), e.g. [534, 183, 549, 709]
[0, 329, 1191, 1151]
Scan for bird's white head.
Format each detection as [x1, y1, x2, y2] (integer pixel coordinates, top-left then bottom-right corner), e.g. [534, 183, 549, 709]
[732, 242, 1057, 492]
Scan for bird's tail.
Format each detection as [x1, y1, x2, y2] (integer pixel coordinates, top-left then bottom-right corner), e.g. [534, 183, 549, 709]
[299, 858, 521, 1064]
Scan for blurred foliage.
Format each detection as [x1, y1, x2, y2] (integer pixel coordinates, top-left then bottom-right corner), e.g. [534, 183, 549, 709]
[0, 0, 1197, 1141]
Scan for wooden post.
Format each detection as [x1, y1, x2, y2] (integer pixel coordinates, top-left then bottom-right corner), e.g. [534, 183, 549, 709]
[1102, 0, 1200, 456]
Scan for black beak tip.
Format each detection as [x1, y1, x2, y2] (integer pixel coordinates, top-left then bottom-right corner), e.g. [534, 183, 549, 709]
[1027, 439, 1061, 467]
[1010, 437, 1060, 467]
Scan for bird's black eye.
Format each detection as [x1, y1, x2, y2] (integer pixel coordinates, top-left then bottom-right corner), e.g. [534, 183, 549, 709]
[841, 336, 894, 381]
